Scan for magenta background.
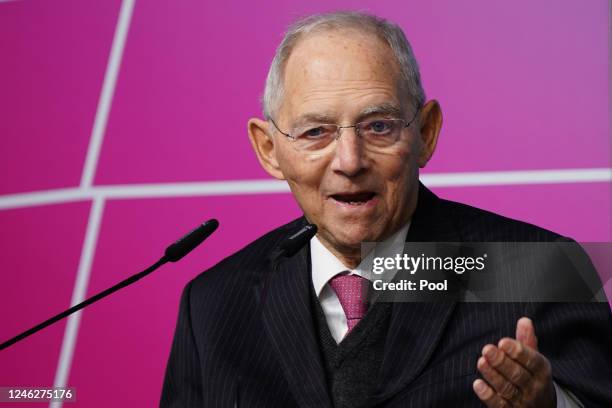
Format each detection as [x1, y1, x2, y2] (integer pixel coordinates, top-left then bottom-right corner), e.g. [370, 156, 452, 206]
[0, 1, 610, 407]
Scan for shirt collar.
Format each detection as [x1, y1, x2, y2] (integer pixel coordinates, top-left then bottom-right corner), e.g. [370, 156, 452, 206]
[310, 222, 411, 297]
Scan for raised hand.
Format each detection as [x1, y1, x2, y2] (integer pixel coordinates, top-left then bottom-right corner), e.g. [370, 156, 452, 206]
[473, 317, 556, 408]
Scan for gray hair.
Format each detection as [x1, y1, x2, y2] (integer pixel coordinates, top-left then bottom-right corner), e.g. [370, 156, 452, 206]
[261, 11, 426, 120]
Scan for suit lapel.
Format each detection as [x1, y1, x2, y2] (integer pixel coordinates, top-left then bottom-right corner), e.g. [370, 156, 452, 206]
[260, 183, 461, 405]
[372, 183, 460, 404]
[261, 237, 333, 408]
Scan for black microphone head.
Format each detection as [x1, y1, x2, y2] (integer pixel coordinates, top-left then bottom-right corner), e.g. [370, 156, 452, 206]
[278, 223, 317, 258]
[164, 219, 219, 262]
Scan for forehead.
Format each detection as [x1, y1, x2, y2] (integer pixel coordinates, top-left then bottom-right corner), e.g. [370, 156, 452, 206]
[281, 29, 404, 120]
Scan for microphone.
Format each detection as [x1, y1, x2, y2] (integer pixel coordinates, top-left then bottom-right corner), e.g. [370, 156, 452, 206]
[164, 219, 219, 262]
[276, 223, 318, 258]
[0, 219, 219, 351]
[261, 223, 318, 304]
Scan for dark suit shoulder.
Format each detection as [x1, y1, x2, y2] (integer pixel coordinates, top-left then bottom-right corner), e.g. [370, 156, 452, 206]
[437, 196, 565, 242]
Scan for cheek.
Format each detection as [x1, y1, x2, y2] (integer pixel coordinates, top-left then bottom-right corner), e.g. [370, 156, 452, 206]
[276, 146, 305, 180]
[277, 148, 327, 204]
[282, 159, 323, 187]
[385, 143, 414, 176]
[380, 146, 418, 205]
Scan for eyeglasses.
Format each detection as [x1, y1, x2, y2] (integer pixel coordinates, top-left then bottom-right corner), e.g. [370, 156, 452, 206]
[269, 108, 419, 155]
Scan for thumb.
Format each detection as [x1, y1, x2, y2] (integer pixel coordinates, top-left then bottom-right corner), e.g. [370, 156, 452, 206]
[516, 317, 538, 350]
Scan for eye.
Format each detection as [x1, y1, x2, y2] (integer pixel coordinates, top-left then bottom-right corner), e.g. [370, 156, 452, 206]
[298, 125, 332, 139]
[368, 120, 392, 134]
[305, 127, 324, 137]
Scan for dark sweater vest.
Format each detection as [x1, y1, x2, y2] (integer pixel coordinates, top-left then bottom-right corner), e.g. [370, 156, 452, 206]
[310, 284, 393, 408]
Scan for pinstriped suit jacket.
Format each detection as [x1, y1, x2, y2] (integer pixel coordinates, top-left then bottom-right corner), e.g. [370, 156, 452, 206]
[160, 183, 612, 407]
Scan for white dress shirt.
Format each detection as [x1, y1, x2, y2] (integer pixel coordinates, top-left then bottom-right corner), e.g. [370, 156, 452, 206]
[309, 222, 581, 407]
[310, 222, 410, 343]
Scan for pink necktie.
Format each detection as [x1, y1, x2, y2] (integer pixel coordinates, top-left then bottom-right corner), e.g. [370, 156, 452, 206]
[329, 274, 370, 334]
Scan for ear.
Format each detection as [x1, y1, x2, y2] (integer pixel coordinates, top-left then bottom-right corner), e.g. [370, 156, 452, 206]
[247, 118, 285, 180]
[416, 100, 443, 168]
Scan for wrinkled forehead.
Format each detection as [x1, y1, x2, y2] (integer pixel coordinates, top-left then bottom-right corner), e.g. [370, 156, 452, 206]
[280, 29, 407, 120]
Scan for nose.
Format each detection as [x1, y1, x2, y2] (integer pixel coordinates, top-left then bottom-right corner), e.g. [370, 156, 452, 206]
[329, 127, 368, 177]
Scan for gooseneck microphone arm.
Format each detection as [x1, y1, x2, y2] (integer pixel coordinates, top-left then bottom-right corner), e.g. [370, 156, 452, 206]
[260, 223, 318, 307]
[0, 219, 219, 351]
[235, 222, 317, 407]
[0, 258, 167, 351]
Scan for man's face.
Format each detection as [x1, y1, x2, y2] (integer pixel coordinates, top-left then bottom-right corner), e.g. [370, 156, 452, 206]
[260, 30, 432, 257]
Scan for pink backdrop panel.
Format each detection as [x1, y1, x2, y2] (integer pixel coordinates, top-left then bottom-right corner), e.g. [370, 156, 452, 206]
[95, 0, 610, 186]
[411, 0, 611, 173]
[0, 202, 90, 390]
[0, 0, 121, 195]
[68, 194, 301, 407]
[0, 0, 609, 406]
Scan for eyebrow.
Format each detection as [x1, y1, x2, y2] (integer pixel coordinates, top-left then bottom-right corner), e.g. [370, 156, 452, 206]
[292, 113, 337, 128]
[292, 103, 404, 128]
[358, 103, 403, 120]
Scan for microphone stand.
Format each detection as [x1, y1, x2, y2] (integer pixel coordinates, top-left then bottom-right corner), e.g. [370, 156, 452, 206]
[0, 219, 219, 351]
[0, 257, 167, 351]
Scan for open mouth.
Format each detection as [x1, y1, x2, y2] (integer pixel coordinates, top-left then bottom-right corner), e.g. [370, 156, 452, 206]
[330, 192, 376, 206]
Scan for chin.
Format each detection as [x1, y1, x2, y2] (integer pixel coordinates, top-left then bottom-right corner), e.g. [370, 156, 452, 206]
[327, 224, 376, 248]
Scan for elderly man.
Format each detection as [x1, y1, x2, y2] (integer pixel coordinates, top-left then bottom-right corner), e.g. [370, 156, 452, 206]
[161, 11, 612, 407]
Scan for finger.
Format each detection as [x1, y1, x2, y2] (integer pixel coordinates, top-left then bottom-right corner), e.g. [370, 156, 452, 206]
[473, 378, 511, 408]
[498, 337, 549, 376]
[477, 356, 521, 402]
[515, 317, 538, 350]
[483, 344, 532, 388]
